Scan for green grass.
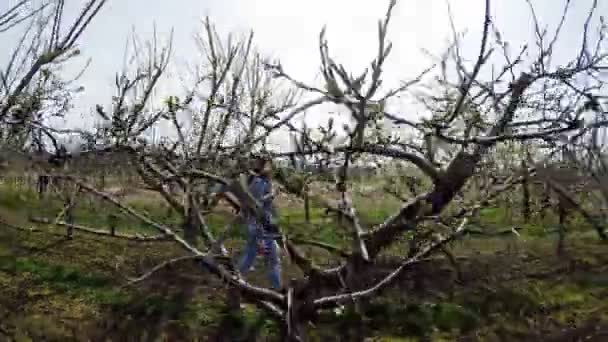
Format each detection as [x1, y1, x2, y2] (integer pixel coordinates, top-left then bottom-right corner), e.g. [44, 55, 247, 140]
[1, 181, 608, 340]
[0, 254, 131, 306]
[0, 255, 108, 288]
[0, 221, 246, 340]
[0, 183, 179, 235]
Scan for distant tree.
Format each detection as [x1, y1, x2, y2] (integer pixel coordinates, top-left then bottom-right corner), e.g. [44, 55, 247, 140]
[0, 0, 107, 151]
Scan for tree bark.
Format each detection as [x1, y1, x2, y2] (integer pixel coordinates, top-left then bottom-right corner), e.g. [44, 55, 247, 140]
[540, 183, 550, 221]
[304, 186, 310, 223]
[182, 216, 199, 246]
[557, 198, 567, 257]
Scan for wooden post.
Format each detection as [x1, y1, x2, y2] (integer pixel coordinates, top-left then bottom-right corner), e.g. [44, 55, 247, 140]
[304, 184, 310, 224]
[521, 167, 530, 223]
[37, 174, 49, 198]
[108, 214, 117, 236]
[99, 171, 106, 190]
[65, 201, 74, 240]
[503, 193, 512, 224]
[557, 197, 567, 257]
[540, 183, 550, 221]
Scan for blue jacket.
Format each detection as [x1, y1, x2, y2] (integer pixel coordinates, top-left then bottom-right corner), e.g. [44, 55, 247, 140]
[245, 174, 276, 226]
[213, 175, 276, 225]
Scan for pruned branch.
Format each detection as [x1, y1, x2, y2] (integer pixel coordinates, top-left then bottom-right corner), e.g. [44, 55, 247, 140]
[124, 255, 203, 286]
[29, 216, 171, 242]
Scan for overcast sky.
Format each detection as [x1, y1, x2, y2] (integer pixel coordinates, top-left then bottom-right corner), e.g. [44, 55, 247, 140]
[2, 0, 606, 149]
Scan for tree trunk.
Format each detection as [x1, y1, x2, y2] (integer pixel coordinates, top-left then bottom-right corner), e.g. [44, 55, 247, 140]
[108, 214, 117, 236]
[557, 199, 567, 257]
[226, 286, 242, 317]
[304, 188, 310, 223]
[65, 200, 74, 240]
[183, 191, 201, 245]
[99, 171, 106, 190]
[540, 183, 550, 221]
[336, 256, 366, 342]
[504, 193, 512, 224]
[521, 165, 530, 223]
[182, 217, 199, 245]
[37, 174, 49, 198]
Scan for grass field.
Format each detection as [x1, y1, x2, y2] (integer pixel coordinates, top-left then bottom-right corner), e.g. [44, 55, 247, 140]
[1, 182, 607, 341]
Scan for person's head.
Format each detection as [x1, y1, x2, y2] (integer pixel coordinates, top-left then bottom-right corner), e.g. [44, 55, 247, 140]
[252, 155, 273, 176]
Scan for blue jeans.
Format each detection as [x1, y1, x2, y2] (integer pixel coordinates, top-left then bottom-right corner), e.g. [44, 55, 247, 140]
[238, 223, 281, 289]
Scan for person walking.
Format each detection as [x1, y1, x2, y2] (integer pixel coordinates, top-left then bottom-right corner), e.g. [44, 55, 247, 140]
[237, 156, 282, 290]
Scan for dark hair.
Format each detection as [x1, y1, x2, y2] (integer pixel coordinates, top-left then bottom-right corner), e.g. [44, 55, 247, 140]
[252, 157, 268, 173]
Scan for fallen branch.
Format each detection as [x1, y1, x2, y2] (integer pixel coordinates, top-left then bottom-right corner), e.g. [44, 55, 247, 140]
[0, 217, 46, 233]
[29, 217, 171, 241]
[290, 237, 350, 258]
[124, 255, 203, 286]
[283, 238, 326, 276]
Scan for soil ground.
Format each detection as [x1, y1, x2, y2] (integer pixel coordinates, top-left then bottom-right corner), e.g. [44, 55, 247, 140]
[0, 184, 607, 341]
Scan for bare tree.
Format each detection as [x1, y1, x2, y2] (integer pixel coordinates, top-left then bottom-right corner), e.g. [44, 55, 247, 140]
[543, 119, 608, 242]
[0, 0, 107, 150]
[0, 0, 47, 33]
[29, 0, 608, 340]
